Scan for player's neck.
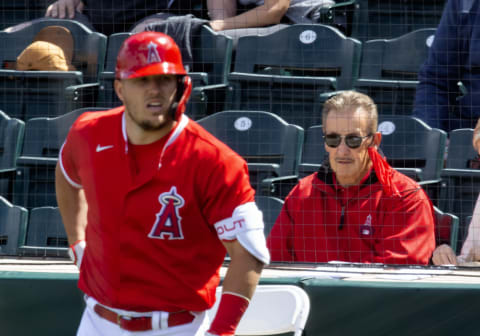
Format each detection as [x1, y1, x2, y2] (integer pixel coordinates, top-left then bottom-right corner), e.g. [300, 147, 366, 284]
[127, 119, 177, 145]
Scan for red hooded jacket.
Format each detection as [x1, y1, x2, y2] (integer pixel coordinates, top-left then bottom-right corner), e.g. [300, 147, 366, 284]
[267, 162, 436, 265]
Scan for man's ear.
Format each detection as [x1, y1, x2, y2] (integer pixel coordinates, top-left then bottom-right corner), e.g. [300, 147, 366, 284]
[114, 79, 124, 104]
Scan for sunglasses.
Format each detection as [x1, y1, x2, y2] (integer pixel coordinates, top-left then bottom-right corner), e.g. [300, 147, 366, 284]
[323, 133, 372, 149]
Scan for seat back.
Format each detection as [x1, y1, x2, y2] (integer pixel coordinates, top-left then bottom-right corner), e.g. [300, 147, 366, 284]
[0, 110, 24, 170]
[255, 196, 284, 238]
[433, 206, 459, 253]
[445, 129, 477, 169]
[352, 0, 445, 41]
[197, 111, 304, 190]
[378, 115, 446, 181]
[233, 24, 360, 90]
[13, 107, 108, 208]
[227, 24, 361, 129]
[18, 206, 68, 257]
[439, 128, 480, 248]
[0, 19, 107, 119]
[0, 18, 107, 83]
[208, 285, 311, 336]
[0, 110, 24, 200]
[355, 28, 436, 115]
[299, 125, 327, 177]
[0, 196, 28, 256]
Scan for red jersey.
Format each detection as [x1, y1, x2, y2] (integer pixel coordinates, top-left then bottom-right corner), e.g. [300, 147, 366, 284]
[60, 107, 255, 312]
[267, 167, 435, 265]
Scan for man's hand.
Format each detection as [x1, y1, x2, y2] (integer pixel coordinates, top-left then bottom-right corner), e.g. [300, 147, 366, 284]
[45, 0, 84, 19]
[432, 244, 458, 265]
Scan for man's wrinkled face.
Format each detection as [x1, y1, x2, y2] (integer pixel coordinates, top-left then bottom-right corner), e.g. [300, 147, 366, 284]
[324, 107, 377, 186]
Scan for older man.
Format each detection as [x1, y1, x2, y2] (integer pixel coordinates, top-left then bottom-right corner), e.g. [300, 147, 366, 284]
[267, 91, 435, 265]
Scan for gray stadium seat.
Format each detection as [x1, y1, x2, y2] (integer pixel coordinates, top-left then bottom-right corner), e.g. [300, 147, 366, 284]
[18, 206, 68, 257]
[255, 196, 284, 238]
[0, 19, 107, 120]
[13, 107, 108, 209]
[0, 110, 24, 201]
[354, 28, 436, 116]
[0, 196, 28, 256]
[440, 128, 480, 250]
[197, 110, 304, 191]
[225, 24, 361, 130]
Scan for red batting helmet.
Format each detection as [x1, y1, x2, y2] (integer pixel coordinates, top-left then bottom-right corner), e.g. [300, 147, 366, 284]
[115, 31, 192, 120]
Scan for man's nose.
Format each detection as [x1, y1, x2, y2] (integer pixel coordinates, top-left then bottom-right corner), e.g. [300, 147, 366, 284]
[336, 140, 351, 154]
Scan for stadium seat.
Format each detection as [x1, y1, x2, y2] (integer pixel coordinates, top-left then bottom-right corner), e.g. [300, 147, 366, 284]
[439, 128, 480, 250]
[13, 107, 108, 209]
[0, 110, 24, 201]
[17, 206, 68, 257]
[197, 110, 304, 191]
[378, 115, 447, 182]
[434, 206, 459, 253]
[352, 0, 445, 41]
[208, 285, 310, 336]
[0, 196, 28, 256]
[225, 24, 361, 130]
[354, 28, 436, 116]
[95, 25, 233, 120]
[255, 196, 284, 238]
[0, 19, 107, 120]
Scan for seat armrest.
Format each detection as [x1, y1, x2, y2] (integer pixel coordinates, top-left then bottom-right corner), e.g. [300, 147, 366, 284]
[65, 82, 100, 111]
[259, 175, 299, 198]
[190, 83, 228, 118]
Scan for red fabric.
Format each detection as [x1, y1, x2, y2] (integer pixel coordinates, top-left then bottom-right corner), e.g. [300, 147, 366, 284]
[368, 147, 400, 197]
[60, 107, 255, 312]
[267, 168, 435, 265]
[208, 293, 250, 336]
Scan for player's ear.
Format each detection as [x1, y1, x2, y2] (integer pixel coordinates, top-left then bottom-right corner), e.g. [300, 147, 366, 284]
[114, 79, 125, 103]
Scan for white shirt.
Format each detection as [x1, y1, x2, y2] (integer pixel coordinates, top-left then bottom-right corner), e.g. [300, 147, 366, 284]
[458, 193, 480, 263]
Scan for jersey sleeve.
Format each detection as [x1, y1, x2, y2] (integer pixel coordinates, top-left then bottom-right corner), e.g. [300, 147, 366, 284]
[59, 122, 83, 189]
[200, 152, 255, 226]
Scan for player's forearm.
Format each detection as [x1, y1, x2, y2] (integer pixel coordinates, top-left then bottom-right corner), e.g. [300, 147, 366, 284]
[55, 163, 88, 245]
[222, 240, 264, 298]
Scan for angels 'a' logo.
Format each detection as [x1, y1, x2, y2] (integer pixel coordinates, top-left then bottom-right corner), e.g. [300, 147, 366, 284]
[147, 41, 162, 64]
[148, 186, 184, 240]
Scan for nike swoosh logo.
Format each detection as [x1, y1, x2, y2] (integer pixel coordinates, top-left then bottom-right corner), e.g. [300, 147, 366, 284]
[96, 145, 114, 152]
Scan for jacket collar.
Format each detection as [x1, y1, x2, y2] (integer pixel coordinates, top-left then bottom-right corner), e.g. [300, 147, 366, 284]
[315, 159, 380, 195]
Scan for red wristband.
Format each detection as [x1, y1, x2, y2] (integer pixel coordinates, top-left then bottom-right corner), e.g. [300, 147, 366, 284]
[207, 292, 250, 336]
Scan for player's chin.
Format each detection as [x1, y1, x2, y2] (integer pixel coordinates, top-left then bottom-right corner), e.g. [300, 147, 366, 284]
[139, 119, 168, 131]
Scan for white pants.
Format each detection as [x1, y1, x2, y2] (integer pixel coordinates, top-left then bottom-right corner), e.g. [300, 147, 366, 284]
[77, 297, 210, 336]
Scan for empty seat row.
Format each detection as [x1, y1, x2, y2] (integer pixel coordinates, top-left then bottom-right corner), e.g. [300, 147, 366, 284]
[0, 196, 67, 257]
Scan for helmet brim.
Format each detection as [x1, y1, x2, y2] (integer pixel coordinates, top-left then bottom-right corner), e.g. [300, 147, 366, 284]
[117, 62, 187, 79]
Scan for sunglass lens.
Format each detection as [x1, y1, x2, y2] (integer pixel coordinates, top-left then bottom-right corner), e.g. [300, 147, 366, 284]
[345, 136, 363, 148]
[325, 135, 341, 147]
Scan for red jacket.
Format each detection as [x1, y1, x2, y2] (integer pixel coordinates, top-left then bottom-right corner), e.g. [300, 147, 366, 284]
[267, 167, 435, 265]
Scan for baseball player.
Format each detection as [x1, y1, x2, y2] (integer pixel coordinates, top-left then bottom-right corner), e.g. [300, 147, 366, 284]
[55, 31, 269, 336]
